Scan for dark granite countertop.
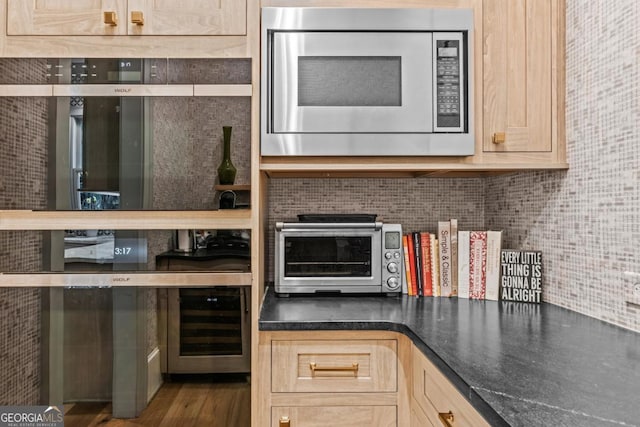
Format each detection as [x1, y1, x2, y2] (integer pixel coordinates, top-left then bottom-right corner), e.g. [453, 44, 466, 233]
[259, 287, 640, 427]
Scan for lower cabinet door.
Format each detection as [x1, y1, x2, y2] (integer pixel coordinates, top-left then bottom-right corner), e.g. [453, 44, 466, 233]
[412, 346, 490, 427]
[411, 399, 436, 427]
[272, 406, 396, 427]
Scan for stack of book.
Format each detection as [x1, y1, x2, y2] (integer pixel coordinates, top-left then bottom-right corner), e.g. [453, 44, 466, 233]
[402, 220, 502, 300]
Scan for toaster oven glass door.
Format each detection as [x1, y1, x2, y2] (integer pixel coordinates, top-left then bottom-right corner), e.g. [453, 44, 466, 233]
[278, 230, 383, 292]
[284, 236, 372, 277]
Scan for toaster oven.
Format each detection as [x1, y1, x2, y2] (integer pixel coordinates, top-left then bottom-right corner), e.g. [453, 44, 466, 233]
[275, 218, 404, 295]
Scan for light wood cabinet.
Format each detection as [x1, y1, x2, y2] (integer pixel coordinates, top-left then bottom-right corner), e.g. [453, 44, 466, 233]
[483, 0, 557, 153]
[411, 345, 490, 427]
[271, 339, 397, 393]
[7, 0, 127, 36]
[6, 0, 246, 36]
[272, 406, 396, 427]
[410, 399, 436, 427]
[257, 330, 412, 427]
[0, 0, 253, 57]
[257, 330, 492, 427]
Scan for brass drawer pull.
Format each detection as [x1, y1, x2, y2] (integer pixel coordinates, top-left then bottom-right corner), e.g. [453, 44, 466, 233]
[103, 11, 118, 26]
[309, 362, 359, 375]
[492, 132, 506, 144]
[438, 411, 455, 427]
[131, 11, 144, 25]
[279, 416, 290, 427]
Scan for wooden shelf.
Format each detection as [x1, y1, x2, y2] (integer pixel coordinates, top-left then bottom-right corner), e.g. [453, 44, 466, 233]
[214, 184, 251, 192]
[0, 209, 252, 231]
[260, 159, 569, 178]
[0, 272, 252, 288]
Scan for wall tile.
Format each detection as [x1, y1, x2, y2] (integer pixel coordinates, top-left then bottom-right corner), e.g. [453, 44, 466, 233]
[0, 61, 47, 404]
[266, 178, 485, 282]
[486, 0, 640, 332]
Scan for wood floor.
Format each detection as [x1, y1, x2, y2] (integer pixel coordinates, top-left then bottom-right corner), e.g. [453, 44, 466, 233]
[63, 380, 251, 427]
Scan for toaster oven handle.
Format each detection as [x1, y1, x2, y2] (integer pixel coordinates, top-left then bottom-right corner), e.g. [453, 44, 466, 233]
[276, 222, 383, 231]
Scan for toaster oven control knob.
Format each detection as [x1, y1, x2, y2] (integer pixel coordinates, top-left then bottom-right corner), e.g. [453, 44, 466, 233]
[387, 262, 399, 274]
[387, 277, 400, 289]
[385, 252, 392, 259]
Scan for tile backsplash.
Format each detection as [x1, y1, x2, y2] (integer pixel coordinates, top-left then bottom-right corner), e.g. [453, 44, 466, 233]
[486, 0, 640, 332]
[266, 177, 486, 283]
[0, 94, 46, 404]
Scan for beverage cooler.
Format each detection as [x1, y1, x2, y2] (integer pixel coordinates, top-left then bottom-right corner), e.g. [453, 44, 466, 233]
[165, 287, 250, 374]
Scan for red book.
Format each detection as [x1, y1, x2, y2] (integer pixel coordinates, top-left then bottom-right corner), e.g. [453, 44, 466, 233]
[405, 234, 418, 297]
[420, 232, 433, 296]
[469, 231, 487, 299]
[402, 235, 414, 296]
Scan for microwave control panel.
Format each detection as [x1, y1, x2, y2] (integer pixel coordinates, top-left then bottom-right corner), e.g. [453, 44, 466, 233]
[434, 34, 465, 133]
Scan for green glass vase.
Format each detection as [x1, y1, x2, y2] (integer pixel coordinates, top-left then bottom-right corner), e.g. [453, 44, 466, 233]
[217, 126, 237, 185]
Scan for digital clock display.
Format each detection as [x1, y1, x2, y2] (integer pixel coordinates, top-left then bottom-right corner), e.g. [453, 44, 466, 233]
[113, 238, 147, 263]
[385, 232, 401, 250]
[114, 247, 132, 255]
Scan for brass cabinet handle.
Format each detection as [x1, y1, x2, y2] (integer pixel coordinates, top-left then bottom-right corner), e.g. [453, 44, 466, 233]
[279, 416, 290, 427]
[438, 411, 455, 427]
[103, 11, 118, 26]
[492, 132, 506, 144]
[309, 362, 359, 375]
[131, 11, 144, 25]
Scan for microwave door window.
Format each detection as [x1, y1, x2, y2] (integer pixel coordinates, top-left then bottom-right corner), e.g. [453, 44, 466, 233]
[284, 236, 372, 277]
[297, 56, 401, 107]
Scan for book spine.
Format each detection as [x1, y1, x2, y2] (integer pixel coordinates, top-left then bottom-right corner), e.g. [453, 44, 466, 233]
[450, 219, 458, 297]
[406, 234, 418, 296]
[457, 231, 470, 299]
[412, 232, 423, 296]
[431, 235, 440, 297]
[400, 234, 409, 295]
[420, 232, 432, 297]
[469, 231, 487, 299]
[438, 221, 452, 297]
[484, 230, 503, 301]
[402, 235, 413, 296]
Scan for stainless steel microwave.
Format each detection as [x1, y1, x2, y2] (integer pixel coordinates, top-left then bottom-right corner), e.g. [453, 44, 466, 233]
[275, 220, 404, 295]
[261, 7, 474, 156]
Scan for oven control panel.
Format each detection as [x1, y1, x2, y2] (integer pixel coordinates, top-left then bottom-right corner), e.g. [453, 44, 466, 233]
[382, 224, 404, 293]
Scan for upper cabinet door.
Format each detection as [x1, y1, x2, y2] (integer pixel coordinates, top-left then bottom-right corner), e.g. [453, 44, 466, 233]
[6, 0, 246, 36]
[126, 0, 246, 36]
[483, 0, 554, 152]
[7, 0, 127, 35]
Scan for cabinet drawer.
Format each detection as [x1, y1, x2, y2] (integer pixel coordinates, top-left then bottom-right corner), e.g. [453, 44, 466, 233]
[272, 405, 396, 427]
[271, 339, 397, 393]
[412, 347, 490, 427]
[410, 398, 436, 427]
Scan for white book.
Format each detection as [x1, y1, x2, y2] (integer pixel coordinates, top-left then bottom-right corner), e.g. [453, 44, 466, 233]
[438, 221, 452, 297]
[457, 231, 470, 298]
[485, 230, 503, 301]
[450, 219, 458, 297]
[431, 235, 440, 297]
